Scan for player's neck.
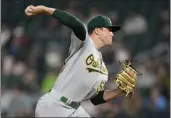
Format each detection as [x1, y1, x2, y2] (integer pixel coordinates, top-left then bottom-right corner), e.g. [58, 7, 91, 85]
[90, 34, 104, 49]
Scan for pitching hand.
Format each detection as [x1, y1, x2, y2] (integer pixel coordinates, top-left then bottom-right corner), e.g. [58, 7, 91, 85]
[25, 5, 45, 16]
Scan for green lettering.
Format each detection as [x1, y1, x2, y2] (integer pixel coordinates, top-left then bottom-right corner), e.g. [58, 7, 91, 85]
[92, 61, 98, 67]
[86, 54, 94, 65]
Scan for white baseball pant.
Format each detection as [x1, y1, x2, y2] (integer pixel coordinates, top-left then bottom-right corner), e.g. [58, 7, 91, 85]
[35, 89, 90, 117]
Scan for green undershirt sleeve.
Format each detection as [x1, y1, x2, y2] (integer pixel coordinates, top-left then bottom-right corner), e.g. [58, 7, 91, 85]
[90, 90, 106, 105]
[51, 9, 86, 41]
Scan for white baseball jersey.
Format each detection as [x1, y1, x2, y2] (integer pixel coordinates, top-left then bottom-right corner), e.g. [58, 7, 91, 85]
[52, 27, 108, 102]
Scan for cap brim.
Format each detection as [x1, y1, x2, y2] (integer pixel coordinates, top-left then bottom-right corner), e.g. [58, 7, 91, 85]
[106, 25, 121, 32]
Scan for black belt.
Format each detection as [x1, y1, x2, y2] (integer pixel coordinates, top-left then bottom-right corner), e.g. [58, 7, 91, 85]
[49, 89, 80, 109]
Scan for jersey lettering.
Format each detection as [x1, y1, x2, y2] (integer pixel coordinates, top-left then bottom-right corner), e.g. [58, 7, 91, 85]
[85, 54, 108, 75]
[96, 81, 105, 94]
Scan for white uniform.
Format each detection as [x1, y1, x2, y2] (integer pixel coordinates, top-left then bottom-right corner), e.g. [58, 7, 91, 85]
[35, 26, 108, 117]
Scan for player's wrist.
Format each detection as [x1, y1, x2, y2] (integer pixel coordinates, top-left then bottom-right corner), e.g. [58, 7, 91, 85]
[115, 87, 125, 96]
[42, 6, 49, 13]
[43, 6, 56, 15]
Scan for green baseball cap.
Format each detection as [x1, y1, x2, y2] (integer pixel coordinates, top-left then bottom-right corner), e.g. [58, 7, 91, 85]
[87, 15, 120, 33]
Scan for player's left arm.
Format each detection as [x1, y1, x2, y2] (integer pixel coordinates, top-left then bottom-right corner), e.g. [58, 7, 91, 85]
[91, 61, 140, 105]
[90, 88, 123, 105]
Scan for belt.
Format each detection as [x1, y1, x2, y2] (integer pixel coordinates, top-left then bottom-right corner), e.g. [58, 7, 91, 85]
[60, 96, 80, 109]
[49, 89, 80, 109]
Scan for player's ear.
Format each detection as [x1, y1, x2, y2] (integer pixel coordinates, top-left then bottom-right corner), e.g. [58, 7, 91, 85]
[94, 28, 100, 35]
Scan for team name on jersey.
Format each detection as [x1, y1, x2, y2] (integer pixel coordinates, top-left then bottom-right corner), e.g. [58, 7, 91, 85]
[96, 81, 105, 94]
[85, 54, 108, 75]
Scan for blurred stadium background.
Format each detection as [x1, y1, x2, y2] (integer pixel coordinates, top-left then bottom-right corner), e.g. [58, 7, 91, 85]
[1, 0, 170, 117]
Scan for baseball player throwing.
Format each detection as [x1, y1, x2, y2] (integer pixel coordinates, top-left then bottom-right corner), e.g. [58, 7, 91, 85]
[25, 5, 139, 117]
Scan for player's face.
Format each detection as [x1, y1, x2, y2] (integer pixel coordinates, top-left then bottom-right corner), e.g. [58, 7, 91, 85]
[99, 27, 114, 46]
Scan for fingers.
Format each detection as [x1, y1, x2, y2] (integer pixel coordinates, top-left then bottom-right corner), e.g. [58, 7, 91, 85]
[25, 5, 35, 16]
[29, 5, 35, 11]
[27, 6, 34, 12]
[125, 67, 136, 77]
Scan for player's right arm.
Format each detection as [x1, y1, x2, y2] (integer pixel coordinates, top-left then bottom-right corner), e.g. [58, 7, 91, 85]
[25, 5, 86, 41]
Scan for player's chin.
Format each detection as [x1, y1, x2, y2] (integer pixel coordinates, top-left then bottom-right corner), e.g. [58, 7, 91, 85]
[104, 40, 112, 46]
[105, 43, 112, 46]
[108, 41, 113, 45]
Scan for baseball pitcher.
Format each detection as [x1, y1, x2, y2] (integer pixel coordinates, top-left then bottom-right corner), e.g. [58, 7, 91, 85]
[25, 5, 140, 117]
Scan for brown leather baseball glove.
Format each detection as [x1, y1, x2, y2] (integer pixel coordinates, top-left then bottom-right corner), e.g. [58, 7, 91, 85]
[115, 60, 142, 98]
